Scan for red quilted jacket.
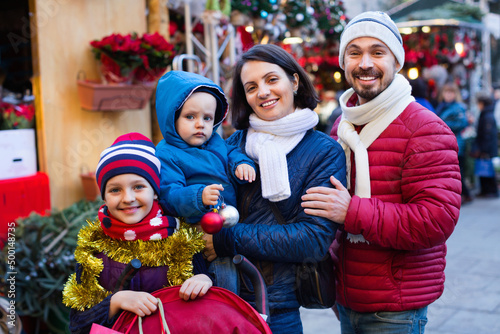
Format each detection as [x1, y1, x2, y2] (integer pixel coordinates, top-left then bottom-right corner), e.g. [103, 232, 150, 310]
[330, 101, 461, 312]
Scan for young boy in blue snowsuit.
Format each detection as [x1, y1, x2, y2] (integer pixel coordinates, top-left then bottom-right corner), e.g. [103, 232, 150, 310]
[155, 71, 256, 293]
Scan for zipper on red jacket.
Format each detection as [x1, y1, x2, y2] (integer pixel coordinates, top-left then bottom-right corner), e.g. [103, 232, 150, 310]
[341, 231, 349, 309]
[340, 125, 360, 310]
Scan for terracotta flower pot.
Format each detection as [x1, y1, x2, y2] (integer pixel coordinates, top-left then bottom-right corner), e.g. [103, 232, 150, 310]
[77, 80, 155, 111]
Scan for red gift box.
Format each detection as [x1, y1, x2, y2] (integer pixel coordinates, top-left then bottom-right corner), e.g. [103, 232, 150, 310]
[0, 172, 51, 248]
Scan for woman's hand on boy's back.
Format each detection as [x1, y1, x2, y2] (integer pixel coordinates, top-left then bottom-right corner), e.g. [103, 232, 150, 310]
[109, 291, 158, 318]
[179, 274, 213, 301]
[235, 163, 256, 183]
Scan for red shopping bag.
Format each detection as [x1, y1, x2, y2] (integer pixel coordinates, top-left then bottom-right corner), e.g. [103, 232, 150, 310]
[90, 323, 124, 334]
[112, 286, 271, 334]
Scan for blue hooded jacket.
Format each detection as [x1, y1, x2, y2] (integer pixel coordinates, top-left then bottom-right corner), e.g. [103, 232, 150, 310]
[155, 71, 255, 223]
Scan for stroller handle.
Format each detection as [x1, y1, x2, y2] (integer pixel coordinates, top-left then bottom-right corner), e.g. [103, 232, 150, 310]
[233, 254, 270, 321]
[114, 258, 142, 293]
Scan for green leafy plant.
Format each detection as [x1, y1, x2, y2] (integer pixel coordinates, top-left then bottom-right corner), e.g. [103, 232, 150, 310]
[0, 199, 103, 333]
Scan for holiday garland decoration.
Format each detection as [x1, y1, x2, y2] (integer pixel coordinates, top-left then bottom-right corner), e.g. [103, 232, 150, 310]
[63, 219, 205, 311]
[229, 0, 346, 43]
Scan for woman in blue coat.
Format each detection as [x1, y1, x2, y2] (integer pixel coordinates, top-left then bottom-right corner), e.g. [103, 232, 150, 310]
[203, 44, 346, 334]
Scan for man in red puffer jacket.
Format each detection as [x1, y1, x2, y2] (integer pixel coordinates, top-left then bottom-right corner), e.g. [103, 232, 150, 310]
[302, 11, 461, 334]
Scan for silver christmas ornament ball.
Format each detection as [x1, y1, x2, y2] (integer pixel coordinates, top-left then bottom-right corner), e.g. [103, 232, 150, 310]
[219, 205, 239, 228]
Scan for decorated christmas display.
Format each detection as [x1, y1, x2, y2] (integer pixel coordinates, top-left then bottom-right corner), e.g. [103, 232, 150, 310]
[389, 0, 486, 101]
[166, 0, 347, 48]
[167, 0, 348, 95]
[402, 26, 482, 85]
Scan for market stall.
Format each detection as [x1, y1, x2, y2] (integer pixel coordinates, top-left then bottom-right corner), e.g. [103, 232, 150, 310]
[388, 0, 487, 105]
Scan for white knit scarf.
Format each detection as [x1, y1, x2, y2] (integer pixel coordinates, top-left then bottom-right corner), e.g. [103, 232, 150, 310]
[338, 74, 414, 243]
[246, 108, 319, 202]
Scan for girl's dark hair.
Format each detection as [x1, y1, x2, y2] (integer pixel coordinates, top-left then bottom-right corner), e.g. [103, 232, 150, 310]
[231, 44, 319, 129]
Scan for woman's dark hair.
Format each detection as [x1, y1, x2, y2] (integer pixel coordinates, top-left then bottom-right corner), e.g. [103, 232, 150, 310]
[231, 44, 319, 129]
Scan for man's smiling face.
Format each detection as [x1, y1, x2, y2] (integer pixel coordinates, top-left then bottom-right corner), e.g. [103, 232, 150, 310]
[343, 37, 399, 105]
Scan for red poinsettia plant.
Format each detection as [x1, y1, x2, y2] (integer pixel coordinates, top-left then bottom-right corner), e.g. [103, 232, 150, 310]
[90, 32, 176, 84]
[0, 102, 35, 130]
[135, 32, 176, 83]
[90, 33, 143, 83]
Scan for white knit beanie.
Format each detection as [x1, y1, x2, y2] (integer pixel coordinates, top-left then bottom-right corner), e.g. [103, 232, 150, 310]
[339, 11, 404, 71]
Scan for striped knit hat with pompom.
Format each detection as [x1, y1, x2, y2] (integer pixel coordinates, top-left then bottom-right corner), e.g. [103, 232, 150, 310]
[96, 132, 161, 199]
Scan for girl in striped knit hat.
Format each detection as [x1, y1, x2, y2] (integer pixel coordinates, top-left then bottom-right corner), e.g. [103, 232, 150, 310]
[63, 132, 211, 334]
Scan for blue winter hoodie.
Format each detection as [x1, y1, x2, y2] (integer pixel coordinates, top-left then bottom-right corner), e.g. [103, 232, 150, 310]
[155, 71, 255, 223]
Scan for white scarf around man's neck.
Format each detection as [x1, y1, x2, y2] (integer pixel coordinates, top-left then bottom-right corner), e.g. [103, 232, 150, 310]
[337, 74, 414, 244]
[245, 108, 319, 202]
[338, 74, 415, 198]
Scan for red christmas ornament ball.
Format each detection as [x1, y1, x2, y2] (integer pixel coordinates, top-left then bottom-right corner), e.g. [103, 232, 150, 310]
[200, 212, 224, 234]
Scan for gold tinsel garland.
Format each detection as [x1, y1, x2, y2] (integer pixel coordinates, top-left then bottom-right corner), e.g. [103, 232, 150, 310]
[62, 219, 204, 311]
